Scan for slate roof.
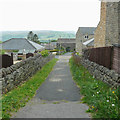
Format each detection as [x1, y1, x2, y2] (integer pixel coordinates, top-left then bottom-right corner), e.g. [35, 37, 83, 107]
[18, 49, 35, 54]
[83, 38, 94, 47]
[0, 38, 44, 51]
[57, 38, 76, 43]
[78, 27, 96, 35]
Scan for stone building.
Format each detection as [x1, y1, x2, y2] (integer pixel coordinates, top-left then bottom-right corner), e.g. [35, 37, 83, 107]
[57, 38, 76, 52]
[94, 1, 120, 47]
[76, 27, 96, 54]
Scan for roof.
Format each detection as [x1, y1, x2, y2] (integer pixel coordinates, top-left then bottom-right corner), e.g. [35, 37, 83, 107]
[0, 38, 45, 51]
[83, 38, 94, 47]
[18, 49, 35, 54]
[28, 40, 44, 50]
[77, 27, 96, 35]
[57, 38, 76, 43]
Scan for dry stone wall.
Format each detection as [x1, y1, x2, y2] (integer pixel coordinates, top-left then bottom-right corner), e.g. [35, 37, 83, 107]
[0, 54, 54, 94]
[81, 57, 120, 88]
[73, 55, 120, 88]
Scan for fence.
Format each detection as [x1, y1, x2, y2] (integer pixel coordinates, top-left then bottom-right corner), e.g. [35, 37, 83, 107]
[0, 53, 13, 69]
[82, 45, 120, 74]
[112, 45, 120, 74]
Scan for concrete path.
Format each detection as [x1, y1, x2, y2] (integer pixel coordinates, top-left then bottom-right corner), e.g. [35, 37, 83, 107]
[12, 53, 91, 118]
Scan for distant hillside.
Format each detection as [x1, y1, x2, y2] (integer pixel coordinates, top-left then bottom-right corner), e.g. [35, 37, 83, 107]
[0, 30, 75, 42]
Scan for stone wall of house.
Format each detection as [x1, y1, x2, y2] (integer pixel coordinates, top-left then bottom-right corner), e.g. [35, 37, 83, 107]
[106, 2, 119, 46]
[57, 43, 76, 51]
[73, 55, 120, 88]
[118, 2, 120, 44]
[94, 2, 106, 47]
[76, 29, 82, 54]
[94, 2, 120, 47]
[0, 54, 55, 94]
[76, 27, 94, 54]
[81, 57, 120, 88]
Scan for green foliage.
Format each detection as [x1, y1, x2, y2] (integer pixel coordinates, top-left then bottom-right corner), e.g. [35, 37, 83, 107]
[41, 50, 49, 57]
[69, 57, 120, 119]
[56, 51, 66, 55]
[12, 50, 19, 53]
[2, 58, 58, 118]
[0, 50, 5, 54]
[35, 41, 41, 44]
[27, 31, 40, 44]
[27, 31, 34, 41]
[51, 40, 57, 42]
[33, 34, 39, 43]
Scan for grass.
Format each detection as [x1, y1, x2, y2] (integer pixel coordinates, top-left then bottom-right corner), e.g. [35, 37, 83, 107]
[2, 58, 58, 118]
[52, 101, 60, 104]
[69, 57, 120, 119]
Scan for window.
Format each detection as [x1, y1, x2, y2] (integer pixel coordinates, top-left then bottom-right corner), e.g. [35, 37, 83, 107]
[84, 35, 89, 39]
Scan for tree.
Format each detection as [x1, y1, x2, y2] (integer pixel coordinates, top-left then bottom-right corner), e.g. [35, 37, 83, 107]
[27, 31, 34, 41]
[33, 34, 38, 42]
[33, 34, 40, 44]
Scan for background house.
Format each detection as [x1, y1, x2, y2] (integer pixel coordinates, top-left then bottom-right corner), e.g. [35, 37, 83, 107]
[76, 27, 96, 54]
[57, 38, 76, 52]
[83, 38, 94, 48]
[42, 42, 57, 50]
[0, 38, 45, 60]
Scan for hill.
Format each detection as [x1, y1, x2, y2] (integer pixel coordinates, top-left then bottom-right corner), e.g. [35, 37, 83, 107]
[0, 30, 76, 42]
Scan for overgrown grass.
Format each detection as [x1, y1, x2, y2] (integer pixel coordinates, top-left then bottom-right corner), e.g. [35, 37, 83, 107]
[2, 58, 58, 118]
[69, 57, 120, 119]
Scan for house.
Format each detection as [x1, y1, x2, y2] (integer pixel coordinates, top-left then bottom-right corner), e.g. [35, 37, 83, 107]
[57, 38, 76, 52]
[83, 38, 94, 48]
[0, 38, 45, 53]
[76, 27, 96, 54]
[43, 42, 57, 50]
[94, 1, 120, 47]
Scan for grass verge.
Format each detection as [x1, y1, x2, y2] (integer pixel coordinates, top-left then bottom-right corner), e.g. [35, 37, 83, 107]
[69, 57, 120, 119]
[2, 58, 58, 118]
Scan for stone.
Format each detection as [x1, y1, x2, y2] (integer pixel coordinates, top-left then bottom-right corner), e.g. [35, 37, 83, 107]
[1, 54, 54, 93]
[112, 73, 119, 81]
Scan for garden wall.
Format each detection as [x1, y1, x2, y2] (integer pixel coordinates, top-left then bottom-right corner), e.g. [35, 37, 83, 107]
[0, 54, 54, 93]
[73, 54, 120, 88]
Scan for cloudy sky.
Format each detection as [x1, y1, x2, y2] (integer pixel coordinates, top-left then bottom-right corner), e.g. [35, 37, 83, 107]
[0, 0, 101, 32]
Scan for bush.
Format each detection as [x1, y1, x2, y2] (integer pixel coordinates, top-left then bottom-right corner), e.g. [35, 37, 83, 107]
[0, 50, 5, 54]
[41, 50, 49, 57]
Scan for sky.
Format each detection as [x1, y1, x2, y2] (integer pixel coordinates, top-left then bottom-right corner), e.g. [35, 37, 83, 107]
[0, 0, 101, 32]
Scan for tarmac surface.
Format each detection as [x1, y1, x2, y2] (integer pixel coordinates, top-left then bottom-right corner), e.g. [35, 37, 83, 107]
[12, 53, 91, 118]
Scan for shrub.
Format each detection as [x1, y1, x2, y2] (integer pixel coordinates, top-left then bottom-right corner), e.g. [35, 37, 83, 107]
[41, 50, 49, 57]
[0, 50, 5, 54]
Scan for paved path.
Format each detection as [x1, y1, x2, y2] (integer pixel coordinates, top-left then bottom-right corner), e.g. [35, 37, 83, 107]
[12, 53, 91, 118]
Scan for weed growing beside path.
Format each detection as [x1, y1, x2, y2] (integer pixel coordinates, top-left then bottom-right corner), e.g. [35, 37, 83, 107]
[69, 57, 120, 119]
[2, 58, 58, 118]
